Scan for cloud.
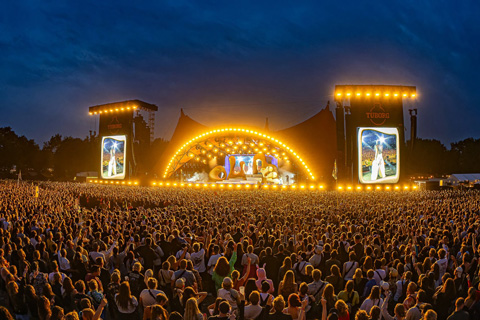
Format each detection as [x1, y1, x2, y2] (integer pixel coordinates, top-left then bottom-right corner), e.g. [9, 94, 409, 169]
[0, 0, 479, 144]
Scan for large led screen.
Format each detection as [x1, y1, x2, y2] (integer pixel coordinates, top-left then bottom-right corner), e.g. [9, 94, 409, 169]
[101, 135, 126, 180]
[358, 127, 399, 184]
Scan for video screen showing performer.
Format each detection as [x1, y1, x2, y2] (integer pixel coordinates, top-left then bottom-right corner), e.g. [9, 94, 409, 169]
[358, 127, 399, 184]
[101, 135, 126, 179]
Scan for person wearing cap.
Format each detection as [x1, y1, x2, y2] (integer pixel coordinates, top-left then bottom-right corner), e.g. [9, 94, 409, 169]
[309, 246, 323, 269]
[446, 298, 469, 320]
[218, 277, 242, 310]
[170, 278, 186, 313]
[453, 267, 468, 298]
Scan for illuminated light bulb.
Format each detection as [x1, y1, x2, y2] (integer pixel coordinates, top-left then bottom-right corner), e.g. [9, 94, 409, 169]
[385, 93, 389, 97]
[375, 93, 380, 97]
[336, 93, 342, 97]
[89, 112, 93, 115]
[319, 185, 324, 189]
[376, 186, 381, 190]
[338, 186, 343, 190]
[347, 186, 352, 190]
[367, 186, 371, 190]
[346, 93, 351, 97]
[356, 93, 361, 97]
[357, 186, 361, 190]
[411, 94, 416, 98]
[394, 93, 398, 97]
[403, 93, 407, 97]
[366, 93, 371, 96]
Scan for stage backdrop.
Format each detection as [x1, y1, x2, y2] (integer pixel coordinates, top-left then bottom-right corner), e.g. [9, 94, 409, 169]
[98, 112, 134, 179]
[349, 98, 405, 184]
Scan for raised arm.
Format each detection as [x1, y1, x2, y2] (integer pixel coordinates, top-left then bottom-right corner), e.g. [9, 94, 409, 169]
[93, 298, 108, 320]
[380, 293, 394, 320]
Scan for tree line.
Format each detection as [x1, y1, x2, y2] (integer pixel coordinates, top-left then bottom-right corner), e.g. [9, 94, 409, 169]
[0, 127, 167, 180]
[0, 126, 479, 180]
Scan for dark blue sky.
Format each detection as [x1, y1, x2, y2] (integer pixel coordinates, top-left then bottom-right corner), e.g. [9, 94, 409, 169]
[1, 1, 479, 145]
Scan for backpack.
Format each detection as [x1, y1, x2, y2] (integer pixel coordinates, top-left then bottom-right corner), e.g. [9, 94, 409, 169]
[295, 262, 309, 282]
[259, 293, 270, 307]
[398, 280, 409, 302]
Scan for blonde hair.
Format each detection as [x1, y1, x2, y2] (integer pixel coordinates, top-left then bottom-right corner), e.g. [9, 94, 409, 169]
[184, 297, 201, 320]
[424, 310, 437, 320]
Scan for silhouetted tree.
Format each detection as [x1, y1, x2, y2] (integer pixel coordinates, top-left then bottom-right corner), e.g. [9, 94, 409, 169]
[0, 127, 41, 173]
[448, 138, 480, 173]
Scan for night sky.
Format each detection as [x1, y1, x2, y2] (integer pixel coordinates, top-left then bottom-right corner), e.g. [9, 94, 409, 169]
[1, 1, 479, 145]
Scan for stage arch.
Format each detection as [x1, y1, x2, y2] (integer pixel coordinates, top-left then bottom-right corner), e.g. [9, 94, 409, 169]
[163, 127, 315, 181]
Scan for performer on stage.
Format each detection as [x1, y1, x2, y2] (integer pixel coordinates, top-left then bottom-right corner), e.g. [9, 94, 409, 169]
[107, 145, 117, 177]
[371, 140, 385, 181]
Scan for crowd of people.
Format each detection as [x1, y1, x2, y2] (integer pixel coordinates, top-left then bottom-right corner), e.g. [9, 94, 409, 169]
[0, 180, 480, 320]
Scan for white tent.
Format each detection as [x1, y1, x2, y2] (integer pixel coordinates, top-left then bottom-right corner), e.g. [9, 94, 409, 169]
[445, 173, 480, 184]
